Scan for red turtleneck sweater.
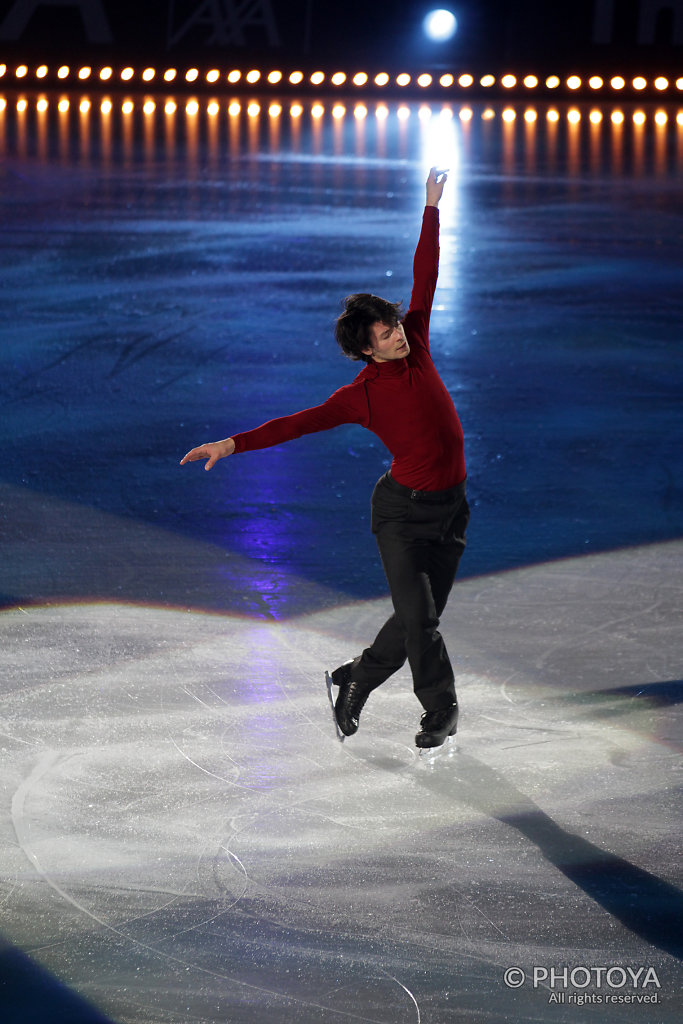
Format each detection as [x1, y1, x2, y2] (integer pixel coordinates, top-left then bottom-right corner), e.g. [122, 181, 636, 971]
[231, 206, 465, 491]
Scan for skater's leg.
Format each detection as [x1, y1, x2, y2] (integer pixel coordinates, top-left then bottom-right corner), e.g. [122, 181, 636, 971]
[373, 493, 469, 712]
[369, 523, 455, 711]
[353, 612, 408, 688]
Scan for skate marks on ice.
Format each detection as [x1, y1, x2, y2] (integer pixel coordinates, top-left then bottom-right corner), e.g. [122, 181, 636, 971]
[1, 539, 682, 1021]
[3, 603, 427, 1023]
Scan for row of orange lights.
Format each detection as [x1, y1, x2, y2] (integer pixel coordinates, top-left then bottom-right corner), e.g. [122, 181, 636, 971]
[3, 95, 681, 126]
[1, 63, 682, 93]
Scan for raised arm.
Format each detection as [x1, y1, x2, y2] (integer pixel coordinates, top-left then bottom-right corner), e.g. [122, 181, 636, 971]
[406, 168, 447, 333]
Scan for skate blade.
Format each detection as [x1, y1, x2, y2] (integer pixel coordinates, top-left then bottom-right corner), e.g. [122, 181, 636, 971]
[325, 671, 345, 744]
[417, 734, 457, 764]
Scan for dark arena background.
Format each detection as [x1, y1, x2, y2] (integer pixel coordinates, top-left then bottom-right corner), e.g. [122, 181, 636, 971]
[1, 2, 682, 1023]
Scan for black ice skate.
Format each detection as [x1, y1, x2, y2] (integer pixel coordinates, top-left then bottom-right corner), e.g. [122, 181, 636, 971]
[415, 704, 459, 749]
[324, 659, 371, 741]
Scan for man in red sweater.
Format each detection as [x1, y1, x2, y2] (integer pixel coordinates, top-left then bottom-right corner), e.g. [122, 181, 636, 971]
[181, 167, 469, 749]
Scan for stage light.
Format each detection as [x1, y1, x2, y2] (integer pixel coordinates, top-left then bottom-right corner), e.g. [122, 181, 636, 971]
[353, 72, 368, 86]
[246, 70, 261, 83]
[290, 102, 303, 116]
[502, 108, 515, 122]
[101, 99, 112, 114]
[0, 97, 6, 110]
[457, 73, 473, 87]
[206, 69, 219, 83]
[567, 108, 580, 123]
[459, 107, 473, 121]
[207, 101, 219, 116]
[567, 76, 581, 90]
[677, 77, 683, 90]
[418, 74, 432, 87]
[268, 70, 282, 84]
[310, 72, 325, 85]
[396, 73, 411, 87]
[654, 77, 668, 90]
[58, 65, 69, 79]
[143, 68, 155, 82]
[523, 75, 538, 88]
[354, 104, 367, 119]
[610, 76, 625, 89]
[632, 77, 646, 90]
[589, 76, 603, 89]
[501, 74, 516, 88]
[185, 68, 199, 82]
[311, 102, 324, 117]
[480, 74, 495, 87]
[228, 70, 241, 83]
[186, 99, 199, 115]
[228, 101, 240, 116]
[100, 67, 112, 80]
[268, 102, 282, 116]
[524, 108, 537, 123]
[36, 65, 48, 79]
[547, 108, 559, 122]
[164, 69, 176, 82]
[397, 105, 410, 120]
[122, 100, 133, 114]
[611, 110, 624, 124]
[439, 106, 453, 119]
[58, 98, 69, 112]
[439, 73, 454, 87]
[677, 112, 683, 125]
[633, 110, 646, 125]
[418, 105, 432, 121]
[0, 64, 6, 77]
[482, 108, 495, 120]
[36, 97, 48, 112]
[79, 99, 90, 113]
[424, 8, 458, 42]
[654, 109, 667, 124]
[15, 65, 27, 78]
[289, 71, 304, 84]
[332, 103, 345, 119]
[17, 98, 27, 112]
[375, 103, 388, 120]
[374, 72, 389, 86]
[121, 67, 134, 81]
[165, 100, 176, 114]
[143, 101, 156, 117]
[545, 75, 560, 89]
[589, 109, 602, 124]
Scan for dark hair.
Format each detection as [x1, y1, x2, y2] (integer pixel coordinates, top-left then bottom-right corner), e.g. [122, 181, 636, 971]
[334, 293, 404, 362]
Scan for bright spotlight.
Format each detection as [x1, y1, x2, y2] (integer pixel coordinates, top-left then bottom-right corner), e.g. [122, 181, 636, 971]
[424, 9, 458, 42]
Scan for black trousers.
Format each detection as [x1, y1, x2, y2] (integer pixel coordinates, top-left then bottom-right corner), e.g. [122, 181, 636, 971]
[354, 472, 470, 712]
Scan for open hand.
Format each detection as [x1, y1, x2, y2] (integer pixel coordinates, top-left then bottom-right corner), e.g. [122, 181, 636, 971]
[180, 438, 235, 471]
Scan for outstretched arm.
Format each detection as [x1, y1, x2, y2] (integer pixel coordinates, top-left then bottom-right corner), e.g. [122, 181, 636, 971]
[180, 386, 368, 472]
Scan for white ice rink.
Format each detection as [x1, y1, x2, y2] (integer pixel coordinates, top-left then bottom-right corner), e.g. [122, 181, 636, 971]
[1, 486, 681, 1022]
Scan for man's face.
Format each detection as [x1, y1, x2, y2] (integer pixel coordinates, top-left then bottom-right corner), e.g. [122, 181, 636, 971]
[362, 321, 409, 362]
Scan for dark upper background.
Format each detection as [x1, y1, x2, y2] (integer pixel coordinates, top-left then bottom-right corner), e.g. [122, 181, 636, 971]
[0, 0, 681, 72]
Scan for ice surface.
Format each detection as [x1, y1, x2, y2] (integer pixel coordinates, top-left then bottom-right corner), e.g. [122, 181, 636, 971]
[1, 524, 681, 1022]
